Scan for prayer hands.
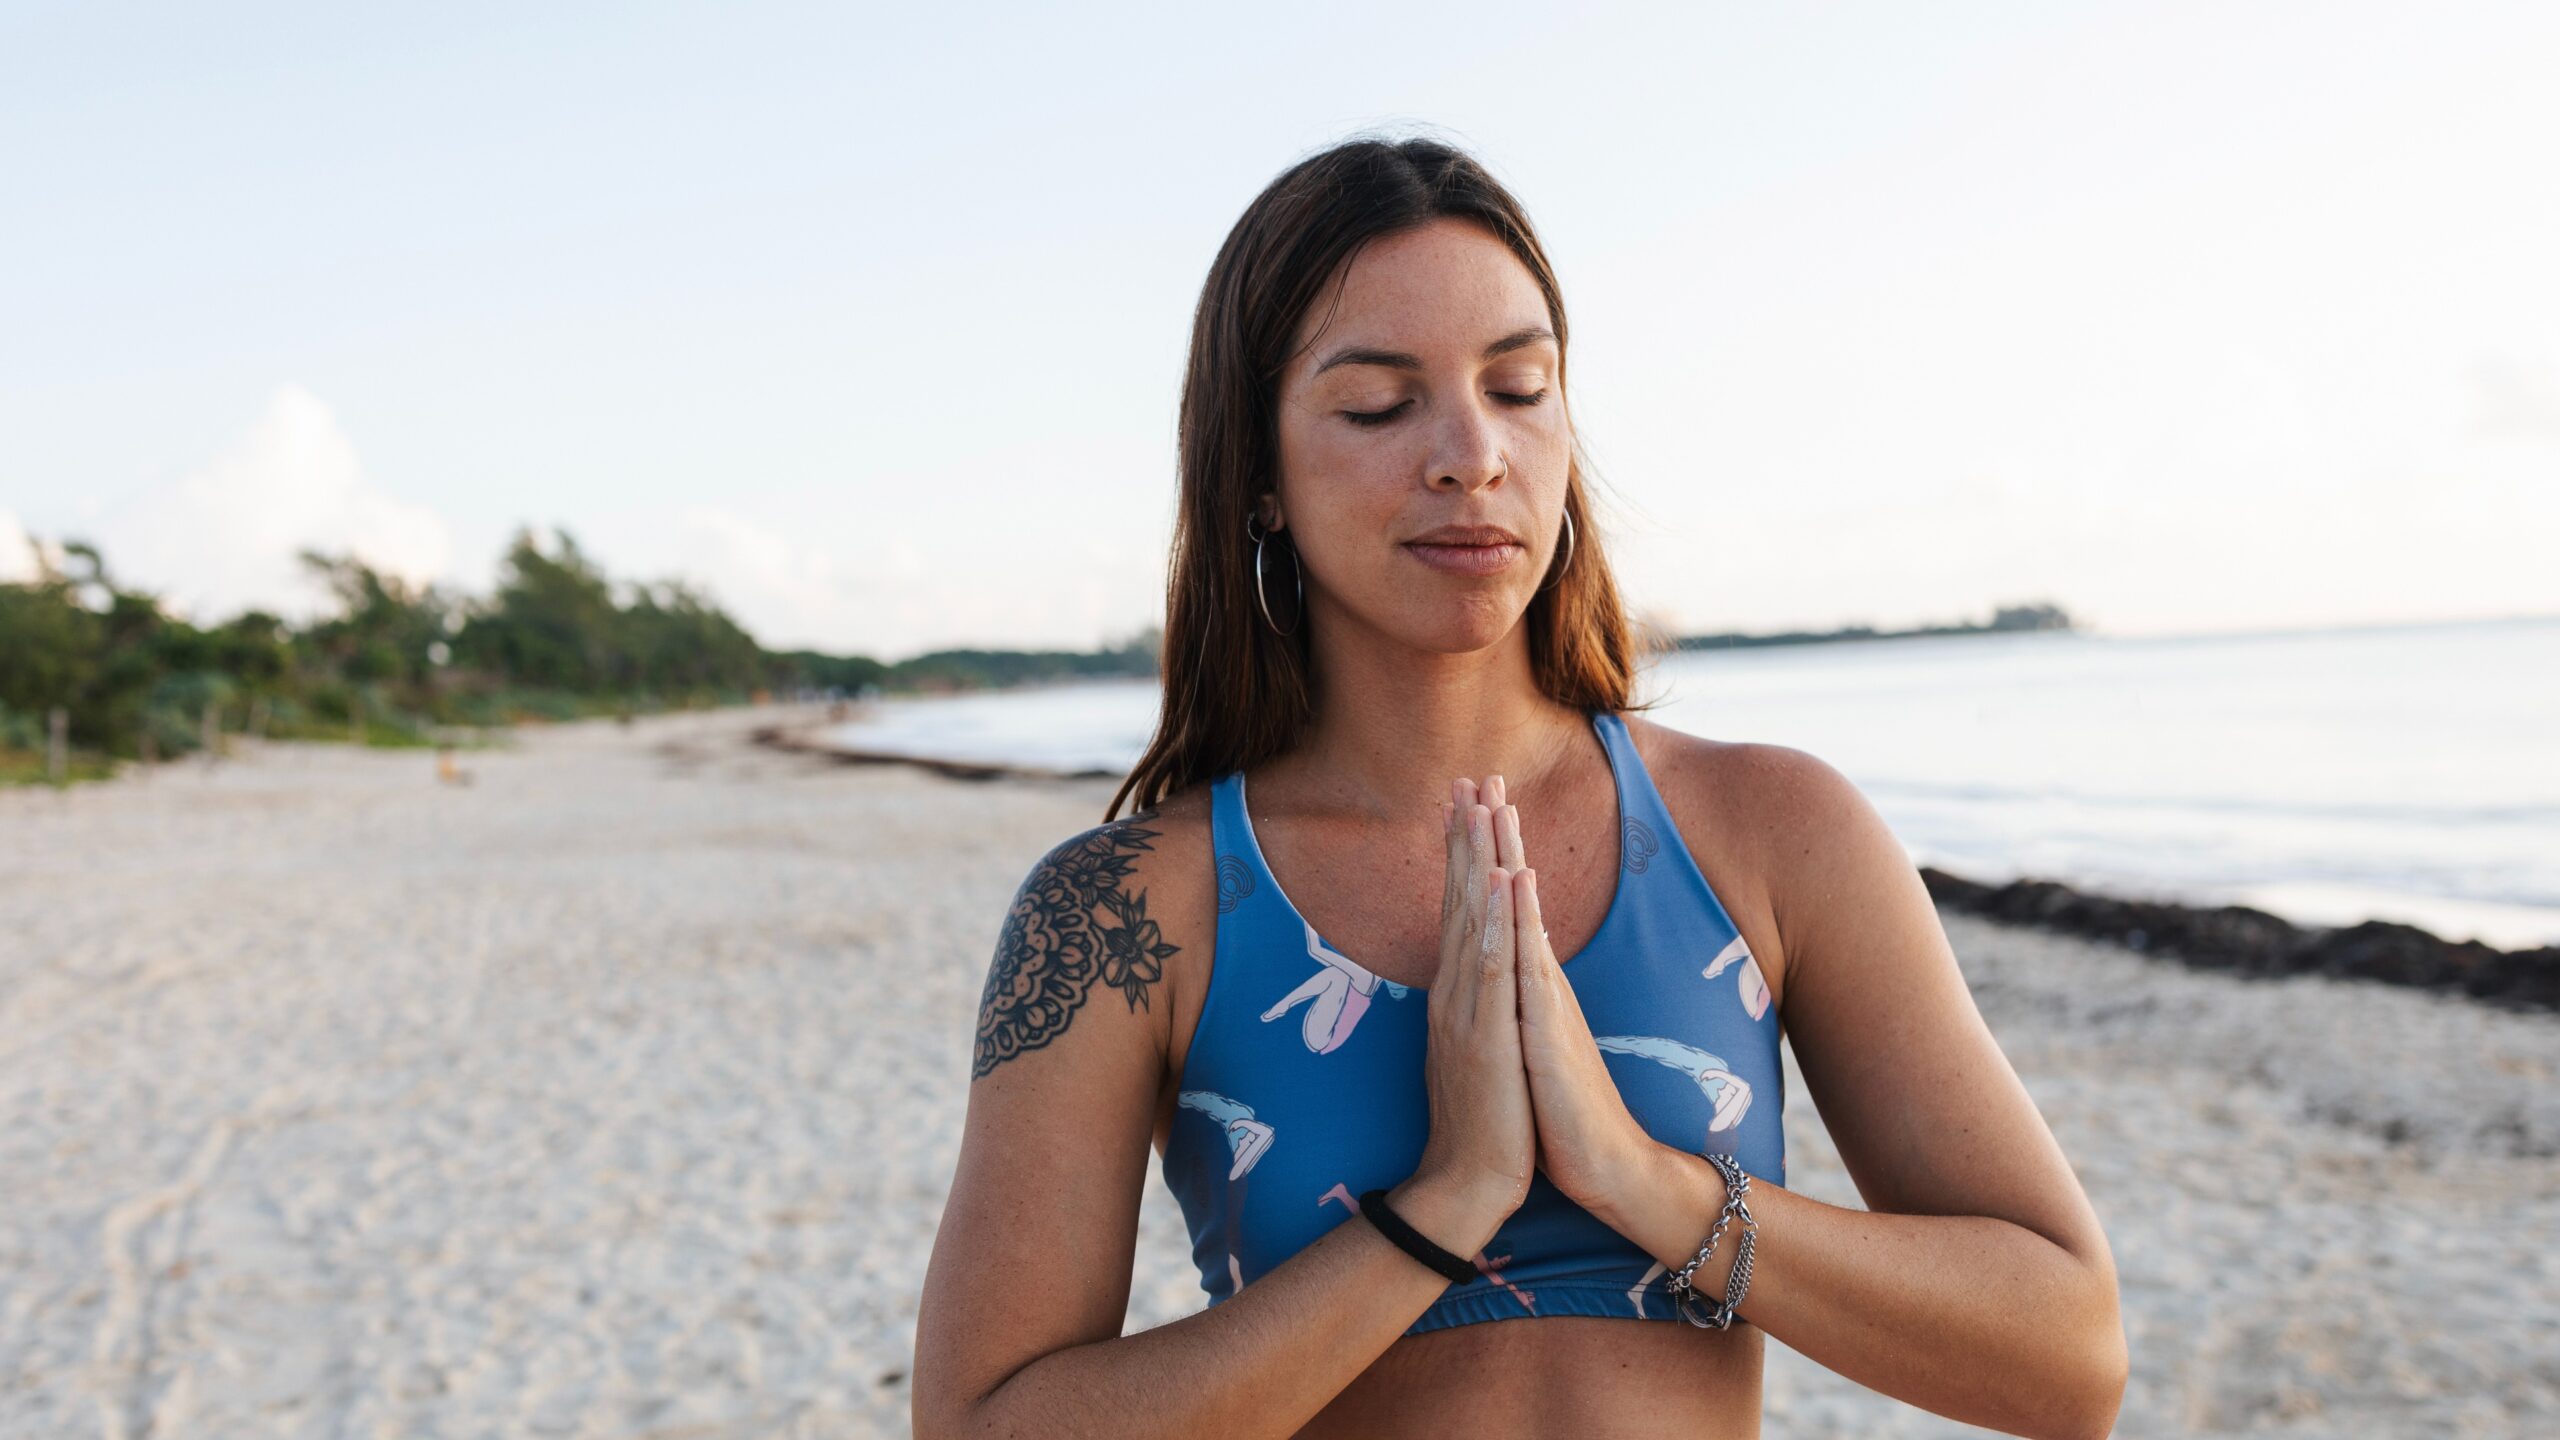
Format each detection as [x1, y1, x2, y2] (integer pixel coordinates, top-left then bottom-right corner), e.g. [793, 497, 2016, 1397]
[1452, 774, 1654, 1218]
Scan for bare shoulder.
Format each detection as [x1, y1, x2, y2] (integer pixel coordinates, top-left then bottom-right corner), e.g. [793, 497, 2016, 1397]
[972, 783, 1217, 1083]
[1619, 716, 1888, 1003]
[1624, 713, 1850, 830]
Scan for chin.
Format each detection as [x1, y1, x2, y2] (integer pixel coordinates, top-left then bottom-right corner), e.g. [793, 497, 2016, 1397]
[1393, 602, 1527, 656]
[1321, 576, 1533, 656]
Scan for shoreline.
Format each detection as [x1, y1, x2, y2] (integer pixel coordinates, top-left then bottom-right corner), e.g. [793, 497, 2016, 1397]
[749, 720, 1124, 784]
[757, 716, 2560, 1018]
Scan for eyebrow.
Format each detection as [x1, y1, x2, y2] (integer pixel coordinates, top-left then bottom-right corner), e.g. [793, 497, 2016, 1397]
[1311, 324, 1557, 377]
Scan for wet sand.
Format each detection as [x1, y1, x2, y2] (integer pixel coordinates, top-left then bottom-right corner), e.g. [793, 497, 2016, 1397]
[2, 706, 2552, 1437]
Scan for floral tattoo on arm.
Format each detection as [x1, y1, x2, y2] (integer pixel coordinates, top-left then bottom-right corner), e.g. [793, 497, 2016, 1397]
[973, 813, 1180, 1078]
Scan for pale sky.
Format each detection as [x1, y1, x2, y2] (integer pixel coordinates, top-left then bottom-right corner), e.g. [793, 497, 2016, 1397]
[5, 1, 2556, 658]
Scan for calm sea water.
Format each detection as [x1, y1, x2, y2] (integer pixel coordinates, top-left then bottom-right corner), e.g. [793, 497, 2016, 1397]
[833, 616, 2560, 949]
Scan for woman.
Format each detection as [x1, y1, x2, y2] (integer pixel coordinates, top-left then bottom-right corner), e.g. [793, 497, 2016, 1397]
[913, 136, 2125, 1440]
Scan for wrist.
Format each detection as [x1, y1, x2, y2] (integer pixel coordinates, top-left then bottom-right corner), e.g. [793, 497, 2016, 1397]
[1586, 1135, 1723, 1236]
[1386, 1173, 1507, 1256]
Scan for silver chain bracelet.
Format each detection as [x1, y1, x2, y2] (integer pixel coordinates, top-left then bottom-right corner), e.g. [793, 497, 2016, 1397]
[1664, 1151, 1757, 1329]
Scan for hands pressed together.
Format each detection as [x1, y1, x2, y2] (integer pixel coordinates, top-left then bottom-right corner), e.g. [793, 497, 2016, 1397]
[1409, 775, 1657, 1237]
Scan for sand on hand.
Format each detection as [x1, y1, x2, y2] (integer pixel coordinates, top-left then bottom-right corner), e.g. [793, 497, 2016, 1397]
[1, 708, 2553, 1438]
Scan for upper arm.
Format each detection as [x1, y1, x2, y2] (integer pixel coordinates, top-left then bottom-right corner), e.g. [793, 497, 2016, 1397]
[911, 807, 1207, 1432]
[1748, 746, 2115, 1276]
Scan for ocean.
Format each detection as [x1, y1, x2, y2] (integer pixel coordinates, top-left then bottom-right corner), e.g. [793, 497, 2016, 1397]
[830, 615, 2560, 949]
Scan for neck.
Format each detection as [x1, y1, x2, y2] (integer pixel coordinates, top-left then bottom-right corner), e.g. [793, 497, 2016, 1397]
[1274, 607, 1590, 819]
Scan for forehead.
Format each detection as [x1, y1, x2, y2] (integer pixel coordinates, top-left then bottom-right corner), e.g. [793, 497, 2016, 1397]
[1291, 216, 1553, 361]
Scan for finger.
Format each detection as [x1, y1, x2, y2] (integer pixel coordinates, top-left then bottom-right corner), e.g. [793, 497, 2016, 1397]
[1435, 791, 1470, 988]
[1495, 803, 1527, 872]
[1452, 802, 1496, 1005]
[1440, 791, 1464, 927]
[1520, 869, 1592, 1039]
[1478, 865, 1519, 1020]
[1464, 802, 1493, 918]
[1453, 778, 1481, 873]
[1454, 784, 1495, 932]
[1485, 773, 1506, 809]
[1513, 868, 1549, 1002]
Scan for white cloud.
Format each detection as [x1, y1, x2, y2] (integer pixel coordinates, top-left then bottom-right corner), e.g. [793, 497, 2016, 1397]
[663, 502, 1163, 658]
[95, 385, 452, 622]
[0, 509, 52, 583]
[668, 505, 890, 651]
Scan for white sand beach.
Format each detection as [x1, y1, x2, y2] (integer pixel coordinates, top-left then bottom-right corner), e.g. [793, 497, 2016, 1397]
[2, 706, 2553, 1439]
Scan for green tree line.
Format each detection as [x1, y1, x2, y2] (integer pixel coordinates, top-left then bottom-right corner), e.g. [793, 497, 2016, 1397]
[0, 526, 1162, 782]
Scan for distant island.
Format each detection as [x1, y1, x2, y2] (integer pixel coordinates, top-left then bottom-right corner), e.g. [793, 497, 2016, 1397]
[1669, 601, 2078, 652]
[830, 601, 2080, 696]
[781, 633, 1160, 699]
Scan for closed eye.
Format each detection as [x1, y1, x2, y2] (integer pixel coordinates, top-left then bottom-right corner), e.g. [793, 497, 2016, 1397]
[1341, 390, 1549, 427]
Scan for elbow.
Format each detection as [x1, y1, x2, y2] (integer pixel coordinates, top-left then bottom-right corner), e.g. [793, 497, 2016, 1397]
[2058, 1322, 2140, 1434]
[912, 1393, 994, 1440]
[2053, 1285, 2128, 1440]
[913, 1354, 1048, 1440]
[909, 1392, 962, 1440]
[2076, 1325, 2129, 1440]
[2012, 1246, 2125, 1440]
[907, 1367, 986, 1440]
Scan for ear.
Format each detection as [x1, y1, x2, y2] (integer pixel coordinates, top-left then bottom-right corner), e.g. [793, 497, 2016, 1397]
[1256, 491, 1286, 533]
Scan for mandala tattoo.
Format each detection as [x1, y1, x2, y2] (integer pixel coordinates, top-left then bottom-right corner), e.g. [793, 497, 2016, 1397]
[974, 813, 1179, 1078]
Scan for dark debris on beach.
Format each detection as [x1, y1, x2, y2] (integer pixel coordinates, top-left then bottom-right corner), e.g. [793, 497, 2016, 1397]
[1923, 868, 2560, 1016]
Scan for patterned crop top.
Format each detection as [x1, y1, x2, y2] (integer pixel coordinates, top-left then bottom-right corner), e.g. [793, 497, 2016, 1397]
[1160, 710, 1787, 1336]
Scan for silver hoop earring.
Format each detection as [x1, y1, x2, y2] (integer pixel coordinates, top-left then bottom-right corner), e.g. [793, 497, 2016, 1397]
[1249, 519, 1302, 637]
[1541, 508, 1577, 592]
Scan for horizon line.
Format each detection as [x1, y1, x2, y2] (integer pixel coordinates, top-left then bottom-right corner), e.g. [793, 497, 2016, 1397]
[829, 607, 2560, 671]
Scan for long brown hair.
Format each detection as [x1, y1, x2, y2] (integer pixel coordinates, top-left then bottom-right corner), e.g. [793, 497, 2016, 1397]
[1106, 135, 1641, 821]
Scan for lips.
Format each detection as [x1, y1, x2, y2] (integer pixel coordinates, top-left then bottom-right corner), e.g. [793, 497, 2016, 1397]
[1402, 525, 1526, 577]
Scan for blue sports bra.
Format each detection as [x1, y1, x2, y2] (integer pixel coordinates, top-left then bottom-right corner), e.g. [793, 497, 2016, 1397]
[1161, 710, 1786, 1335]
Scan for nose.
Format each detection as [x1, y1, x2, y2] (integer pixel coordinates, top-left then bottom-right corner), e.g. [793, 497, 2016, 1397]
[1425, 397, 1507, 494]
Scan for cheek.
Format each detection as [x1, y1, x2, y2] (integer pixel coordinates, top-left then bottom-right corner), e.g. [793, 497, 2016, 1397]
[1277, 416, 1411, 529]
[1506, 403, 1573, 461]
[1288, 479, 1404, 580]
[1288, 417, 1408, 483]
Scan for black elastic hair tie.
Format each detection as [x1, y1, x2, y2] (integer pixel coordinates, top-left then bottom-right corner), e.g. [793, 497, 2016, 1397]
[1359, 1188, 1479, 1285]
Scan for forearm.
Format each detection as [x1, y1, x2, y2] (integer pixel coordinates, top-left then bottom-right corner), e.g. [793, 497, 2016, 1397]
[943, 1178, 1492, 1440]
[1593, 1143, 2125, 1440]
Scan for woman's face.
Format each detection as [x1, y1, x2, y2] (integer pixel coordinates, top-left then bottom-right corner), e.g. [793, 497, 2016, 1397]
[1270, 216, 1572, 656]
